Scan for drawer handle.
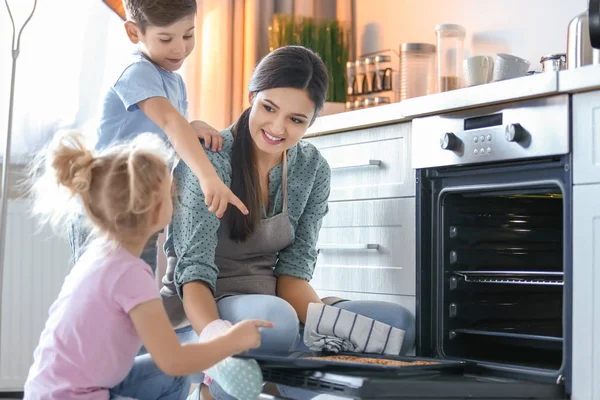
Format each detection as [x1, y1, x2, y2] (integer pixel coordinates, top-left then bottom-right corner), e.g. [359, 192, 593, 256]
[330, 159, 382, 170]
[317, 243, 380, 250]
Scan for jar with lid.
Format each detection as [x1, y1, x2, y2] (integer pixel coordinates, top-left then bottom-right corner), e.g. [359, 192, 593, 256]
[364, 56, 375, 93]
[399, 43, 436, 101]
[373, 55, 392, 92]
[540, 53, 566, 72]
[354, 59, 365, 95]
[435, 24, 466, 92]
[346, 61, 355, 96]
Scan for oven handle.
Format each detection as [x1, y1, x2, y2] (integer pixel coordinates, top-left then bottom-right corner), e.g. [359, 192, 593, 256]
[330, 159, 382, 170]
[317, 243, 380, 251]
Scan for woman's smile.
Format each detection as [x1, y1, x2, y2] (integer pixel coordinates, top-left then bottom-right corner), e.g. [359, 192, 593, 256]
[262, 129, 285, 145]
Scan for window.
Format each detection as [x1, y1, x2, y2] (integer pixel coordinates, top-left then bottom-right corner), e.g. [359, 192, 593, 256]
[0, 0, 133, 163]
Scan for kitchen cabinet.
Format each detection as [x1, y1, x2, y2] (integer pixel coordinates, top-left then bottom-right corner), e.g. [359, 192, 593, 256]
[573, 90, 600, 184]
[306, 123, 414, 201]
[572, 183, 600, 400]
[305, 123, 416, 312]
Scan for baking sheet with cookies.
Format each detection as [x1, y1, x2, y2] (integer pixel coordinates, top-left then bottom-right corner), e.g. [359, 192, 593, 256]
[235, 351, 468, 376]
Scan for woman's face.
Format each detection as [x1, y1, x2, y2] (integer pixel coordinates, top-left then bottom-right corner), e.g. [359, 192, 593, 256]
[248, 87, 316, 158]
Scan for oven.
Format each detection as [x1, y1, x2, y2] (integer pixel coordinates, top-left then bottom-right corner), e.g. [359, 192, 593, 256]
[414, 94, 571, 398]
[249, 95, 573, 399]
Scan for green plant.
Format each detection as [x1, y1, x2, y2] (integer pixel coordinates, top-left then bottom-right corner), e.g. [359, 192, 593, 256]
[269, 14, 350, 103]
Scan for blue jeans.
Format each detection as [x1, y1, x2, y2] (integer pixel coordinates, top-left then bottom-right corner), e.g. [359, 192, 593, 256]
[177, 295, 415, 400]
[109, 353, 190, 400]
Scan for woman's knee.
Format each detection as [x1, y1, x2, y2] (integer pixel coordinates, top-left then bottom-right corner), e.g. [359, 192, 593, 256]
[230, 295, 300, 353]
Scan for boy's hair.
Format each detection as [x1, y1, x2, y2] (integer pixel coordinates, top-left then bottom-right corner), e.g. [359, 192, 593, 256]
[30, 131, 173, 243]
[123, 0, 197, 33]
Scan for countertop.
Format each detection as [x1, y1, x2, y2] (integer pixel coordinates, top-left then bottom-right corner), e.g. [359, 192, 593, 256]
[305, 64, 600, 137]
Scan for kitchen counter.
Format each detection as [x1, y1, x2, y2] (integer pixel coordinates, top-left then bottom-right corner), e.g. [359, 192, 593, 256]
[306, 64, 600, 137]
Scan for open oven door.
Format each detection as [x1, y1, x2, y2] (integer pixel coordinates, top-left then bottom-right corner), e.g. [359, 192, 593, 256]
[239, 351, 566, 399]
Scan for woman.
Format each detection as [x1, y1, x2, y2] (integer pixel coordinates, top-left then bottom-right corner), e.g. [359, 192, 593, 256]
[161, 45, 415, 399]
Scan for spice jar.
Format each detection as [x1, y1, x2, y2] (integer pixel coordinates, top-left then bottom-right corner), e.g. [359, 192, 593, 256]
[354, 59, 365, 95]
[373, 55, 392, 92]
[346, 61, 355, 96]
[364, 56, 375, 93]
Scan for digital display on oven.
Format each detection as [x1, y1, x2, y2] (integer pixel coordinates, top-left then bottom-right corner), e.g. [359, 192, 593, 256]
[464, 113, 503, 131]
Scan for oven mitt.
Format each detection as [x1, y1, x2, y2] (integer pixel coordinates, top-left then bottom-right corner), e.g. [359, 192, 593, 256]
[199, 319, 264, 400]
[303, 303, 405, 355]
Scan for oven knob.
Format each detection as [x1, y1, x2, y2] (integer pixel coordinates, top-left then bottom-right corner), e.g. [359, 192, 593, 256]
[505, 123, 525, 142]
[440, 132, 459, 150]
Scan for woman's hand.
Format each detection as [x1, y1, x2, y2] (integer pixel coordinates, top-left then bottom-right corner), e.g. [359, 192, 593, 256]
[200, 175, 249, 218]
[191, 119, 223, 152]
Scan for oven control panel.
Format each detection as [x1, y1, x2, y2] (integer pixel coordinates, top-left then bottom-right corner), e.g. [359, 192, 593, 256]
[412, 95, 570, 169]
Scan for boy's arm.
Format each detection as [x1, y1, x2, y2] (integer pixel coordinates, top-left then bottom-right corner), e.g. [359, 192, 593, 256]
[138, 96, 247, 218]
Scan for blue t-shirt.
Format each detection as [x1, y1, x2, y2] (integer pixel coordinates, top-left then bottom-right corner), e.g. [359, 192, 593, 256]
[96, 51, 188, 150]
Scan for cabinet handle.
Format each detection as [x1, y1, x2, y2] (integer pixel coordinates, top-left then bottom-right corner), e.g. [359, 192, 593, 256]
[330, 159, 382, 170]
[317, 243, 380, 250]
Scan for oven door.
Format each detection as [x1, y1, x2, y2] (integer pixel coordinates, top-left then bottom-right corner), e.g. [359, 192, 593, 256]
[257, 360, 566, 399]
[416, 155, 572, 398]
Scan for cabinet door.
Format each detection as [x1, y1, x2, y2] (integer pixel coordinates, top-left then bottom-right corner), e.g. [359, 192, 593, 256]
[311, 198, 416, 296]
[305, 123, 415, 201]
[572, 184, 600, 400]
[573, 91, 600, 184]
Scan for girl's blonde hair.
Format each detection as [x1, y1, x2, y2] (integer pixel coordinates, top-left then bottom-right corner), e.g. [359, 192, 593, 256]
[30, 130, 173, 243]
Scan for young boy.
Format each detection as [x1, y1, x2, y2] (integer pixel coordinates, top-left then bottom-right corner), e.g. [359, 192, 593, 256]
[69, 0, 248, 271]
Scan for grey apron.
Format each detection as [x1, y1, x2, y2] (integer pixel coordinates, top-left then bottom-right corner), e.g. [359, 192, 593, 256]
[161, 152, 293, 329]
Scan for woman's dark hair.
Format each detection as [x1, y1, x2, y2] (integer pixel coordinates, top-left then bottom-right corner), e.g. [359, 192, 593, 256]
[228, 45, 328, 242]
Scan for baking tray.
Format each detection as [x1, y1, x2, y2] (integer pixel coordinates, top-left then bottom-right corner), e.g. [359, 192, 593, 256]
[234, 351, 468, 377]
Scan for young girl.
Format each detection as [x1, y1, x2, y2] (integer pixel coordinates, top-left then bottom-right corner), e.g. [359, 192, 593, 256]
[24, 130, 272, 400]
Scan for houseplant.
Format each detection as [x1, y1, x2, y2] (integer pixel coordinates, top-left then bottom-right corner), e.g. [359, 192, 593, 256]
[269, 13, 350, 114]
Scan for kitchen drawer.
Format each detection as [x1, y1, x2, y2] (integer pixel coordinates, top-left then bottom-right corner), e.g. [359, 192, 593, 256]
[311, 262, 415, 297]
[312, 198, 416, 296]
[573, 90, 600, 184]
[305, 124, 414, 201]
[316, 226, 414, 269]
[322, 197, 414, 228]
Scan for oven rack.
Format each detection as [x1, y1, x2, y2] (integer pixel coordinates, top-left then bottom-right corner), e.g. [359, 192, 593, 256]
[453, 271, 563, 286]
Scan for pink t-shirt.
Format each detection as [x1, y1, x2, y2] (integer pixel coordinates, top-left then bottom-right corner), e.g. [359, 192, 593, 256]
[24, 245, 160, 400]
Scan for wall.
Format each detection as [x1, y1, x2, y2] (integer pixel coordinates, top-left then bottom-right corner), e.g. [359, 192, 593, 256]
[355, 0, 587, 70]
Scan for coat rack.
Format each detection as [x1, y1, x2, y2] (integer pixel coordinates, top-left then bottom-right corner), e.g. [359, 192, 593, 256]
[0, 0, 37, 364]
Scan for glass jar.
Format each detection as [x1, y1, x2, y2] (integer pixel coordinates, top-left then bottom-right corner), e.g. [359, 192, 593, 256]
[399, 43, 436, 101]
[540, 53, 566, 72]
[373, 55, 392, 92]
[354, 59, 365, 95]
[346, 61, 355, 96]
[364, 56, 375, 94]
[435, 24, 466, 92]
